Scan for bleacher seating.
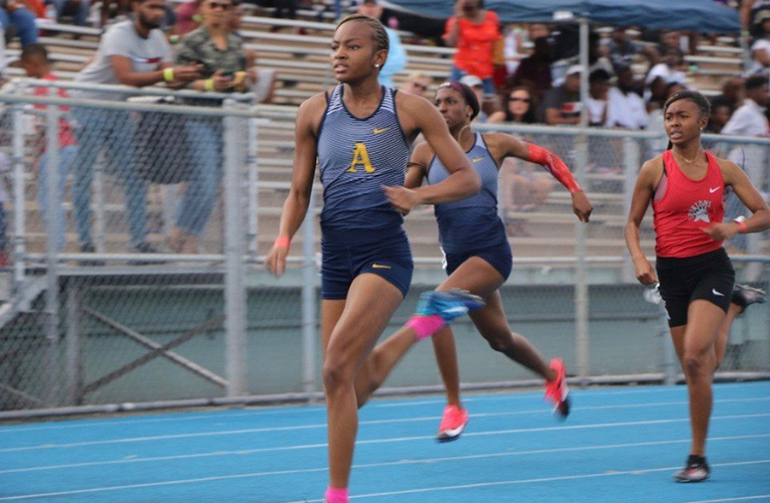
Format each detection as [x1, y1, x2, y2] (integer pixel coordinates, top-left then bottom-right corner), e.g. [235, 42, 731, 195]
[3, 8, 758, 263]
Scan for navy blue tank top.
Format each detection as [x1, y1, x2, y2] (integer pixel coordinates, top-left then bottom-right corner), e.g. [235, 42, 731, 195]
[426, 132, 506, 253]
[317, 85, 409, 236]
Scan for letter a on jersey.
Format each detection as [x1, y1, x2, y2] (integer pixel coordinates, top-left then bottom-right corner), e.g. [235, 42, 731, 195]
[347, 142, 376, 173]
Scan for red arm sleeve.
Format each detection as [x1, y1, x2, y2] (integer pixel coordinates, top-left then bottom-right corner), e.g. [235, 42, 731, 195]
[525, 142, 582, 193]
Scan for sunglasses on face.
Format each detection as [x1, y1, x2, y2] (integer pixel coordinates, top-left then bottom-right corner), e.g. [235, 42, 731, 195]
[509, 97, 531, 103]
[209, 2, 232, 9]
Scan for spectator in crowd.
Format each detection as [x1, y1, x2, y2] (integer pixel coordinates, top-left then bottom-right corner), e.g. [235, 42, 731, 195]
[229, 0, 275, 103]
[172, 0, 249, 253]
[508, 36, 553, 101]
[73, 0, 200, 256]
[268, 0, 307, 34]
[706, 102, 732, 134]
[722, 75, 769, 137]
[657, 30, 682, 57]
[489, 85, 538, 124]
[0, 0, 39, 46]
[357, 0, 406, 89]
[542, 65, 581, 126]
[645, 46, 687, 99]
[444, 0, 501, 97]
[48, 0, 91, 27]
[711, 77, 743, 116]
[586, 69, 610, 127]
[20, 0, 44, 18]
[22, 44, 80, 253]
[400, 71, 431, 98]
[486, 84, 551, 234]
[459, 74, 496, 123]
[500, 23, 525, 82]
[600, 26, 658, 74]
[100, 0, 129, 28]
[646, 75, 669, 112]
[742, 0, 770, 40]
[175, 0, 202, 35]
[606, 66, 649, 130]
[749, 11, 770, 75]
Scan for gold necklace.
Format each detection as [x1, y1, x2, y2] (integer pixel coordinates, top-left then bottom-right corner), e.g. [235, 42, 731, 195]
[675, 148, 702, 164]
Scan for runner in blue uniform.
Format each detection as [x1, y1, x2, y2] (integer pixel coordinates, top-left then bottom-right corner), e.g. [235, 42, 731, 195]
[265, 15, 485, 503]
[352, 82, 593, 440]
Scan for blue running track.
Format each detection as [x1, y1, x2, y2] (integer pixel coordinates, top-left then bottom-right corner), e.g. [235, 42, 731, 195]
[1, 382, 769, 502]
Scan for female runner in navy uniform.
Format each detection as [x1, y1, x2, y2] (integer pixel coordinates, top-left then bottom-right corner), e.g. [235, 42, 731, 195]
[265, 15, 485, 503]
[351, 82, 593, 439]
[626, 91, 770, 482]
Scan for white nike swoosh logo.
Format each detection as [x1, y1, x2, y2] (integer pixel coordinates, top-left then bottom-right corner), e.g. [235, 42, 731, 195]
[709, 187, 720, 193]
[444, 307, 469, 314]
[439, 424, 466, 438]
[712, 289, 725, 297]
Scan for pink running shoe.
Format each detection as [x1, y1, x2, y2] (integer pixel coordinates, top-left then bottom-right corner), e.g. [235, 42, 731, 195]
[437, 404, 469, 442]
[544, 358, 570, 418]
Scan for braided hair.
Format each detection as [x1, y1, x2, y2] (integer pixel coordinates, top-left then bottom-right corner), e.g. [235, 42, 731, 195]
[336, 14, 389, 67]
[663, 90, 711, 118]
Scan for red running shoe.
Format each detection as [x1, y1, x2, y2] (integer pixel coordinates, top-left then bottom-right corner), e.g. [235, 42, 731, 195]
[544, 358, 570, 418]
[437, 404, 469, 442]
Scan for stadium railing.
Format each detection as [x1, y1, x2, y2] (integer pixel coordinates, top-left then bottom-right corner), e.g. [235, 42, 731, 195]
[0, 87, 766, 419]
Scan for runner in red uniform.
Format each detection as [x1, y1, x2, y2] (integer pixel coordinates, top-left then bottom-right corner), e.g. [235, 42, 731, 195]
[625, 91, 770, 483]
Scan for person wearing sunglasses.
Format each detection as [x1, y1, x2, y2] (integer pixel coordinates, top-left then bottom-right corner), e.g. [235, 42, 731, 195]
[171, 0, 250, 254]
[489, 85, 538, 124]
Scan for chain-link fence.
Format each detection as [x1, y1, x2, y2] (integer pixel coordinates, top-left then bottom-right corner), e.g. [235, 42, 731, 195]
[0, 86, 768, 418]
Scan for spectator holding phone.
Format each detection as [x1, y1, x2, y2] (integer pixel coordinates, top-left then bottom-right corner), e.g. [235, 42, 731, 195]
[172, 0, 249, 253]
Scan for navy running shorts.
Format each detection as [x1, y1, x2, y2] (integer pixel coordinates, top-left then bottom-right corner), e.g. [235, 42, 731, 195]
[321, 226, 413, 300]
[443, 240, 513, 281]
[656, 247, 735, 327]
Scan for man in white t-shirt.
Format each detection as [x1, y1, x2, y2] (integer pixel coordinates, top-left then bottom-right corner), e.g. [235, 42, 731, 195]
[722, 75, 769, 137]
[606, 67, 649, 130]
[72, 0, 199, 256]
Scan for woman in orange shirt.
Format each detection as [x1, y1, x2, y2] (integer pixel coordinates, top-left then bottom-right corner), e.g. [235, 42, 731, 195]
[444, 0, 501, 96]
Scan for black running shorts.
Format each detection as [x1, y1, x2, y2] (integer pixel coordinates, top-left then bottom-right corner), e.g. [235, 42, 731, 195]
[656, 248, 735, 328]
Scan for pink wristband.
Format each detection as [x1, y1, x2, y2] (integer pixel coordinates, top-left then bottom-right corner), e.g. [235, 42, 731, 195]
[274, 236, 290, 249]
[737, 220, 748, 234]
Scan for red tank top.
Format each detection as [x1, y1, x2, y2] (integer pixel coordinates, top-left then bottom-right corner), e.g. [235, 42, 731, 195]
[653, 150, 725, 258]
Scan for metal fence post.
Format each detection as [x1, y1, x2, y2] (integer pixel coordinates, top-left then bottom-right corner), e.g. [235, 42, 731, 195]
[44, 104, 61, 406]
[94, 153, 106, 254]
[574, 19, 591, 386]
[223, 103, 246, 397]
[247, 116, 259, 256]
[66, 280, 84, 405]
[302, 189, 317, 400]
[12, 104, 26, 288]
[622, 138, 639, 283]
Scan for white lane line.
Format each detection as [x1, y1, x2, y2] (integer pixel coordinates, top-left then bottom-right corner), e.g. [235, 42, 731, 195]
[1, 433, 767, 476]
[680, 496, 770, 503]
[284, 460, 770, 503]
[2, 384, 767, 434]
[1, 412, 768, 454]
[2, 397, 767, 446]
[3, 459, 767, 502]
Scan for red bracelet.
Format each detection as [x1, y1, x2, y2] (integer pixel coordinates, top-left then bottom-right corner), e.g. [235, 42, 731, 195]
[274, 236, 290, 249]
[736, 220, 749, 234]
